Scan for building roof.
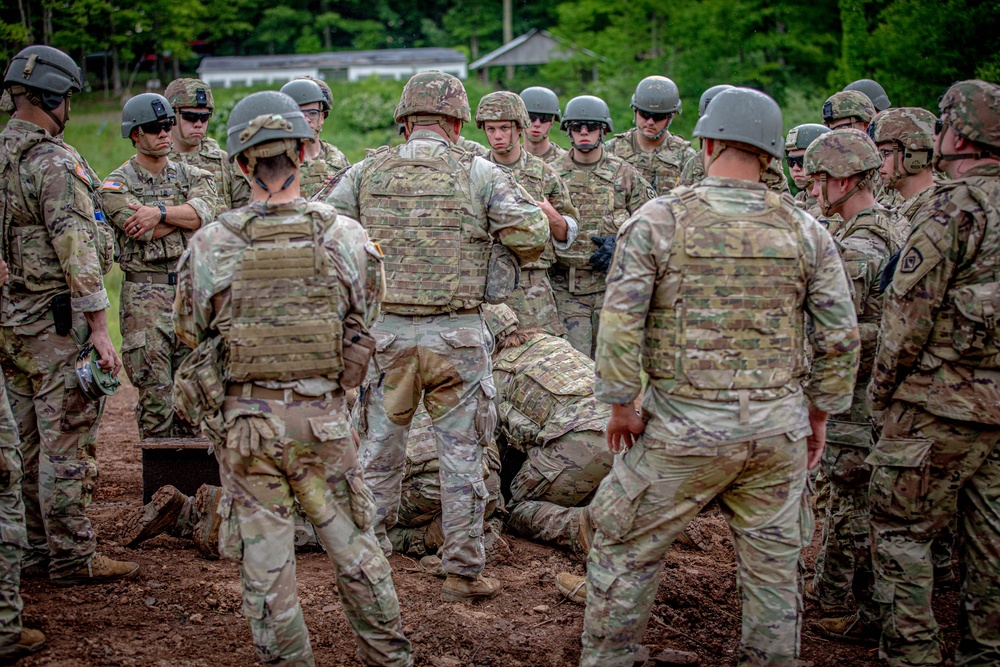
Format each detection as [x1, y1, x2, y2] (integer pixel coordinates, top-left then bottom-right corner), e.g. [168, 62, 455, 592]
[469, 29, 603, 70]
[199, 48, 466, 73]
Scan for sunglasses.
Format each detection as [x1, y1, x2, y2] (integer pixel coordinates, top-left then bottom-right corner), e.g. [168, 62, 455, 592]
[139, 119, 175, 135]
[786, 155, 804, 169]
[528, 112, 554, 124]
[180, 111, 211, 123]
[935, 118, 946, 135]
[637, 109, 670, 122]
[568, 121, 603, 133]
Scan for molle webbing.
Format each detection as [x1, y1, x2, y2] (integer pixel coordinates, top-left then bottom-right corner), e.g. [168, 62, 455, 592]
[511, 157, 554, 269]
[494, 334, 593, 427]
[559, 165, 618, 268]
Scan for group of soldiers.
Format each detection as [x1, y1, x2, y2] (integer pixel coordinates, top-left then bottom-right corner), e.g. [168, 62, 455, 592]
[0, 41, 997, 667]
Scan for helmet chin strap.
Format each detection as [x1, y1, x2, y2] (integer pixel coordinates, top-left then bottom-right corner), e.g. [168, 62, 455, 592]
[819, 172, 869, 216]
[885, 143, 905, 188]
[636, 115, 668, 141]
[18, 89, 69, 135]
[491, 127, 520, 155]
[135, 129, 171, 157]
[571, 127, 604, 152]
[175, 125, 201, 148]
[932, 129, 993, 172]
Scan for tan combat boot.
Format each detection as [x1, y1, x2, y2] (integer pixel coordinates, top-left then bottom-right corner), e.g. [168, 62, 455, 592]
[575, 507, 595, 558]
[815, 612, 880, 645]
[0, 628, 45, 662]
[51, 553, 140, 586]
[124, 485, 189, 548]
[191, 484, 223, 559]
[555, 572, 586, 605]
[441, 574, 501, 602]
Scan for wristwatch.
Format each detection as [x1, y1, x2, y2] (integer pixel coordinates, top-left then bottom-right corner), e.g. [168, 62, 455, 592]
[157, 202, 167, 224]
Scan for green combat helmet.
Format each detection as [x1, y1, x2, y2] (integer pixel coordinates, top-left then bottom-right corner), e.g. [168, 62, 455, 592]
[698, 84, 733, 117]
[226, 90, 314, 169]
[785, 123, 830, 153]
[561, 95, 613, 133]
[75, 345, 120, 400]
[693, 86, 784, 159]
[632, 76, 682, 115]
[870, 107, 935, 182]
[823, 90, 876, 127]
[298, 76, 333, 116]
[520, 86, 561, 120]
[121, 93, 174, 138]
[3, 45, 83, 131]
[476, 91, 530, 129]
[394, 71, 471, 126]
[804, 127, 881, 214]
[280, 79, 327, 111]
[164, 78, 214, 111]
[844, 79, 891, 112]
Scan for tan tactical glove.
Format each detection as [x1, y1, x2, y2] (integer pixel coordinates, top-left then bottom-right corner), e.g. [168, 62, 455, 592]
[226, 416, 276, 458]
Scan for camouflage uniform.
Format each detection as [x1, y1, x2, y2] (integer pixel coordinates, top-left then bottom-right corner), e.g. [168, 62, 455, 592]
[680, 150, 789, 192]
[299, 140, 349, 199]
[551, 152, 654, 357]
[605, 127, 696, 195]
[456, 135, 490, 158]
[101, 156, 216, 439]
[327, 124, 546, 581]
[0, 119, 113, 577]
[581, 172, 860, 666]
[867, 80, 1000, 667]
[174, 196, 411, 667]
[537, 142, 568, 166]
[0, 380, 26, 647]
[170, 135, 249, 212]
[494, 331, 611, 554]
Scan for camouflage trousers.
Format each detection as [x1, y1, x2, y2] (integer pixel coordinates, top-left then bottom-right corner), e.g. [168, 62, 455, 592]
[0, 381, 26, 647]
[216, 391, 412, 667]
[550, 272, 604, 359]
[506, 429, 612, 556]
[869, 400, 1000, 667]
[0, 313, 100, 577]
[505, 268, 566, 337]
[120, 281, 196, 440]
[359, 311, 496, 578]
[581, 433, 808, 667]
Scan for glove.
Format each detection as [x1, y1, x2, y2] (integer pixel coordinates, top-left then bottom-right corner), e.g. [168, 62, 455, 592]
[588, 235, 617, 274]
[226, 416, 276, 458]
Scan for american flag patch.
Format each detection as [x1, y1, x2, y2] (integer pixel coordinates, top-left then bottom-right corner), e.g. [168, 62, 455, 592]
[74, 163, 92, 186]
[101, 180, 123, 191]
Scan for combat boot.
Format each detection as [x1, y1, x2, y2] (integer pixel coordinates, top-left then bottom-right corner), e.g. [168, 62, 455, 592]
[803, 578, 820, 602]
[191, 484, 223, 559]
[0, 628, 45, 663]
[124, 485, 189, 548]
[575, 507, 595, 558]
[441, 574, 501, 602]
[51, 553, 140, 586]
[815, 612, 880, 645]
[555, 571, 586, 605]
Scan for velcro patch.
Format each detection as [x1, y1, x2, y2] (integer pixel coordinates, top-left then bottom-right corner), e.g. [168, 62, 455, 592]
[101, 180, 123, 191]
[899, 247, 923, 273]
[74, 163, 92, 187]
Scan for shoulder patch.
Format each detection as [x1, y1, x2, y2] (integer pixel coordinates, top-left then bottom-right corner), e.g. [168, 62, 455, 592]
[74, 163, 93, 187]
[898, 246, 923, 274]
[101, 180, 123, 191]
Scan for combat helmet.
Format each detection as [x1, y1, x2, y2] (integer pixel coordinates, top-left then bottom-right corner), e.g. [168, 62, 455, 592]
[823, 91, 876, 127]
[804, 128, 881, 214]
[299, 76, 333, 114]
[561, 95, 613, 133]
[226, 90, 313, 169]
[164, 78, 214, 111]
[476, 91, 530, 129]
[121, 93, 174, 138]
[631, 76, 681, 115]
[698, 84, 733, 117]
[3, 45, 83, 108]
[870, 107, 935, 180]
[75, 345, 120, 401]
[693, 87, 783, 159]
[938, 79, 1000, 150]
[844, 79, 891, 112]
[520, 86, 561, 120]
[481, 303, 519, 342]
[280, 79, 327, 111]
[785, 124, 830, 153]
[394, 71, 471, 125]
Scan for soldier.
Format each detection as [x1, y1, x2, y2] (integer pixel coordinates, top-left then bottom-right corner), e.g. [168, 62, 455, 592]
[475, 91, 579, 335]
[606, 76, 696, 195]
[521, 86, 567, 164]
[784, 123, 830, 213]
[101, 93, 217, 440]
[326, 71, 547, 601]
[0, 45, 138, 584]
[551, 95, 655, 358]
[802, 128, 893, 643]
[165, 78, 250, 212]
[843, 78, 892, 113]
[279, 78, 349, 198]
[823, 91, 877, 132]
[173, 90, 412, 667]
[578, 86, 860, 667]
[867, 79, 1000, 667]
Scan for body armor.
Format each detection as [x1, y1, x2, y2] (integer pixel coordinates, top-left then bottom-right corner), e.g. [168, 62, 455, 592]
[116, 159, 198, 271]
[506, 153, 554, 269]
[608, 128, 690, 194]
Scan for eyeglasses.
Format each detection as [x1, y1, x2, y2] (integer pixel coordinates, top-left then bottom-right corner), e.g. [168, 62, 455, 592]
[139, 119, 175, 135]
[879, 148, 896, 161]
[637, 109, 670, 122]
[302, 109, 323, 120]
[528, 113, 554, 124]
[568, 121, 603, 134]
[786, 155, 804, 169]
[179, 111, 211, 123]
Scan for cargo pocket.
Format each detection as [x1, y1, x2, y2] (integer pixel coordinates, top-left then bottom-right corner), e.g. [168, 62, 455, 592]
[822, 419, 874, 487]
[358, 552, 401, 623]
[346, 467, 377, 532]
[120, 330, 150, 388]
[474, 377, 497, 445]
[49, 459, 87, 518]
[0, 447, 26, 548]
[866, 437, 935, 522]
[586, 559, 621, 638]
[590, 462, 649, 543]
[241, 594, 282, 663]
[469, 479, 488, 538]
[60, 367, 101, 433]
[216, 493, 244, 562]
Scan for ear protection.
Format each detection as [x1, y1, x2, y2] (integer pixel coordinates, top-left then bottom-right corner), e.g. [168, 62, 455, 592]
[898, 141, 931, 174]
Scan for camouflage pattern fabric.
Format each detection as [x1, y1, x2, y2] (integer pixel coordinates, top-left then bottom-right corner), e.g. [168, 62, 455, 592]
[455, 135, 490, 158]
[605, 127, 696, 195]
[823, 91, 876, 125]
[680, 148, 790, 193]
[169, 135, 250, 212]
[536, 142, 568, 166]
[175, 198, 410, 666]
[0, 381, 26, 646]
[583, 177, 859, 666]
[887, 186, 935, 259]
[299, 140, 349, 200]
[938, 80, 1000, 148]
[552, 151, 654, 357]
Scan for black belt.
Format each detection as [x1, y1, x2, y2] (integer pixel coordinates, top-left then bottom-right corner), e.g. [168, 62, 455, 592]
[125, 271, 177, 285]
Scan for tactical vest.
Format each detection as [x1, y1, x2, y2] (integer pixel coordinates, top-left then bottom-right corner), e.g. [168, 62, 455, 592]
[918, 177, 1000, 370]
[643, 187, 808, 402]
[493, 333, 595, 430]
[300, 143, 349, 199]
[508, 154, 555, 269]
[558, 157, 630, 268]
[172, 141, 231, 212]
[610, 129, 688, 195]
[117, 160, 198, 269]
[359, 145, 487, 315]
[221, 203, 345, 382]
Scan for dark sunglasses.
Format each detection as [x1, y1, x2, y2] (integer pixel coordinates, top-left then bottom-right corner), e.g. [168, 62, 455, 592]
[935, 118, 946, 135]
[180, 111, 211, 123]
[528, 112, 554, 124]
[637, 109, 670, 122]
[139, 119, 175, 135]
[568, 121, 603, 133]
[786, 155, 804, 169]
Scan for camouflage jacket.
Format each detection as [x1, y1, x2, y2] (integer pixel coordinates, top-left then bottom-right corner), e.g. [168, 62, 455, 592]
[605, 127, 696, 195]
[595, 177, 860, 450]
[0, 119, 111, 325]
[169, 136, 250, 212]
[888, 185, 936, 251]
[869, 166, 1000, 425]
[101, 155, 217, 273]
[456, 135, 490, 158]
[299, 140, 350, 199]
[532, 141, 568, 166]
[493, 331, 608, 450]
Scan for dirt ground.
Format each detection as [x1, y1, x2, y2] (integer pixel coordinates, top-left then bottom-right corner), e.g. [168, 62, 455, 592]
[16, 385, 962, 667]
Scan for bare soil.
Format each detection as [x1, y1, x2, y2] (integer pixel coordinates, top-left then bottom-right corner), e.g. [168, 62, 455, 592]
[18, 385, 961, 666]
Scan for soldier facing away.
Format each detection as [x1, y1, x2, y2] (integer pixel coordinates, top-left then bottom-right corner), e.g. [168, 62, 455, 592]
[579, 86, 860, 667]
